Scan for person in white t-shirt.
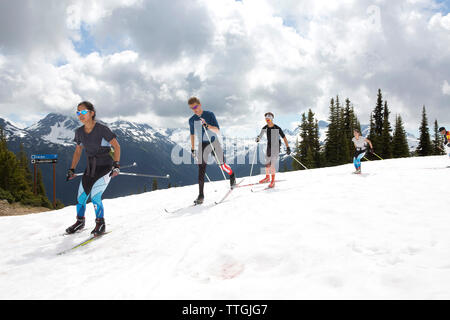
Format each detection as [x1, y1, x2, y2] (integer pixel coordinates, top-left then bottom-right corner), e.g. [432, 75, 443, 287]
[351, 129, 373, 174]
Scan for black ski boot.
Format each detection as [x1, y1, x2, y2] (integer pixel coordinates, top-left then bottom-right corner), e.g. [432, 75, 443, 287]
[91, 218, 106, 237]
[230, 172, 236, 189]
[194, 194, 204, 205]
[66, 216, 85, 234]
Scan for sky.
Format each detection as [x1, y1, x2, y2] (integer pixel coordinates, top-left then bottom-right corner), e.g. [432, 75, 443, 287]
[0, 0, 449, 137]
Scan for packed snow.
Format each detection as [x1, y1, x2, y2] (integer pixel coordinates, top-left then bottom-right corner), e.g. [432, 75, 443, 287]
[0, 155, 449, 299]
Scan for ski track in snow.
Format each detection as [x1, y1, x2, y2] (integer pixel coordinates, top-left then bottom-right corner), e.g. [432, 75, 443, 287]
[0, 155, 449, 299]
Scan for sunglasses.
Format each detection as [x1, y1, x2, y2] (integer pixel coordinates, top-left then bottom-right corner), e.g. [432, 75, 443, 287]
[190, 105, 200, 110]
[265, 117, 273, 121]
[76, 110, 90, 116]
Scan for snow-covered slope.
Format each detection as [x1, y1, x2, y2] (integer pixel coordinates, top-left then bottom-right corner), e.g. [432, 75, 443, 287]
[1, 155, 449, 299]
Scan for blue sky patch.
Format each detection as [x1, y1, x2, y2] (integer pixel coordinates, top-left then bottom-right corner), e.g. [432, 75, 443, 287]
[73, 23, 99, 56]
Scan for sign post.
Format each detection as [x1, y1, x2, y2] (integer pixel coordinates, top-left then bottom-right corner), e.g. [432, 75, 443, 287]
[31, 154, 58, 209]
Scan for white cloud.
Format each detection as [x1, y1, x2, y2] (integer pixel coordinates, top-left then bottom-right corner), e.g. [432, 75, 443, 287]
[0, 0, 449, 133]
[443, 80, 450, 96]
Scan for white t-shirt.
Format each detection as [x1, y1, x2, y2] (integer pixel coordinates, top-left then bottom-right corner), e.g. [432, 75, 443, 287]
[352, 136, 367, 150]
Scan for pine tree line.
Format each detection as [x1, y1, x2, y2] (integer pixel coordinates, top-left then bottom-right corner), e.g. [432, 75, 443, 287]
[291, 89, 445, 170]
[0, 127, 54, 208]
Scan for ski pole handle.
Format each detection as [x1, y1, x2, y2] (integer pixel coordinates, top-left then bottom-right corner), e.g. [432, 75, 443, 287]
[120, 162, 137, 170]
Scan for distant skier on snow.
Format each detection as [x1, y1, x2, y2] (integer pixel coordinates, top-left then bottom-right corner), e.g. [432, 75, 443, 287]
[255, 112, 291, 188]
[439, 127, 450, 158]
[351, 129, 373, 174]
[65, 101, 121, 236]
[188, 97, 236, 205]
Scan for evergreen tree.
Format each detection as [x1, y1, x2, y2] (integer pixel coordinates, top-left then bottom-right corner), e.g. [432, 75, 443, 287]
[417, 106, 432, 156]
[295, 113, 309, 170]
[17, 144, 32, 189]
[336, 98, 350, 164]
[432, 119, 445, 155]
[0, 126, 52, 207]
[342, 99, 355, 143]
[36, 168, 52, 208]
[392, 115, 410, 158]
[0, 130, 27, 203]
[373, 89, 384, 136]
[295, 109, 321, 169]
[324, 98, 340, 166]
[324, 96, 359, 166]
[368, 113, 376, 148]
[368, 89, 384, 154]
[293, 137, 301, 170]
[380, 101, 393, 159]
[311, 117, 321, 167]
[152, 178, 158, 191]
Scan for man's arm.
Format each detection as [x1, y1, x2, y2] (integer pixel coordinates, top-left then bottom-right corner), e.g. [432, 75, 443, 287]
[283, 136, 290, 148]
[283, 136, 291, 154]
[190, 134, 196, 151]
[199, 118, 220, 134]
[205, 124, 220, 134]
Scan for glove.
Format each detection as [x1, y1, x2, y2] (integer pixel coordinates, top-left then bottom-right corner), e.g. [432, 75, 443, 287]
[110, 161, 120, 178]
[255, 137, 260, 143]
[66, 168, 75, 181]
[200, 118, 209, 129]
[191, 149, 196, 158]
[286, 147, 291, 155]
[369, 148, 374, 154]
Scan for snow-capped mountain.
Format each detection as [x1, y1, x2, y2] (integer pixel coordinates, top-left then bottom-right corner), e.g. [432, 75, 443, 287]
[26, 113, 79, 146]
[0, 118, 29, 139]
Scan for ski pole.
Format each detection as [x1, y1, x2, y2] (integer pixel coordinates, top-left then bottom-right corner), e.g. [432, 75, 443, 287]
[202, 125, 228, 181]
[119, 172, 170, 179]
[249, 143, 258, 177]
[363, 157, 371, 161]
[289, 154, 308, 170]
[73, 162, 137, 177]
[372, 152, 384, 160]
